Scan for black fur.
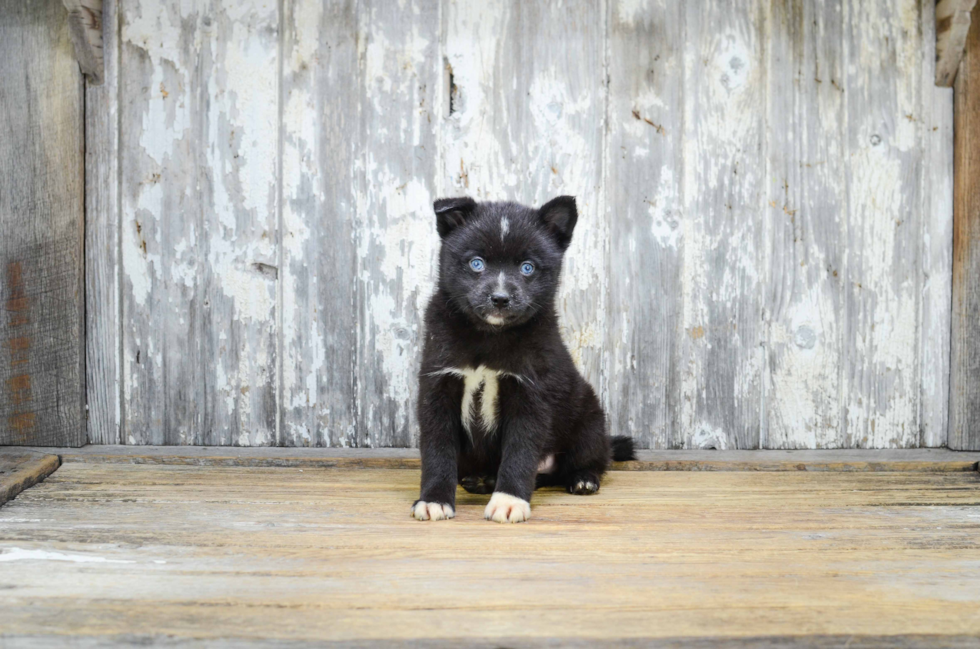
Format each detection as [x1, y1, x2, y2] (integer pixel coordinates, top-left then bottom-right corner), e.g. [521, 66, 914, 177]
[415, 196, 637, 518]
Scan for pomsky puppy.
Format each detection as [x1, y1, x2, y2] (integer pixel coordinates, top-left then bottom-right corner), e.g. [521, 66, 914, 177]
[412, 195, 636, 524]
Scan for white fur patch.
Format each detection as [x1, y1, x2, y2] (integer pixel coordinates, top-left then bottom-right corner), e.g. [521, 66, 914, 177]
[485, 492, 531, 523]
[484, 315, 505, 325]
[496, 271, 506, 293]
[427, 366, 528, 439]
[500, 217, 510, 242]
[537, 454, 556, 474]
[411, 501, 455, 521]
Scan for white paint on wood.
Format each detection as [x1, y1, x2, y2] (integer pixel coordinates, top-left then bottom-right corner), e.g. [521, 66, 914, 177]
[90, 0, 954, 449]
[0, 548, 134, 564]
[604, 0, 685, 448]
[841, 0, 923, 448]
[763, 0, 845, 449]
[354, 0, 441, 447]
[119, 0, 279, 445]
[678, 2, 767, 450]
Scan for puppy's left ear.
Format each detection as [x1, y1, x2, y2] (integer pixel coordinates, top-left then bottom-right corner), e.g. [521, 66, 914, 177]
[434, 196, 477, 239]
[539, 196, 578, 250]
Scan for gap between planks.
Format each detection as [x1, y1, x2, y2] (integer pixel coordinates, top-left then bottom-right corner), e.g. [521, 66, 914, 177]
[15, 445, 980, 473]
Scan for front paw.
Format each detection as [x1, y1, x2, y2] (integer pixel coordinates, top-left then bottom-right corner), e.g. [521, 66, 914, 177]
[484, 492, 531, 523]
[411, 500, 455, 521]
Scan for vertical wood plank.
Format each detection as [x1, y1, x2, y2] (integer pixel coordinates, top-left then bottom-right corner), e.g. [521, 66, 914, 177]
[355, 0, 441, 447]
[0, 0, 86, 447]
[280, 0, 359, 447]
[120, 0, 279, 445]
[604, 0, 685, 449]
[678, 0, 768, 449]
[441, 0, 607, 422]
[519, 1, 608, 400]
[86, 0, 121, 445]
[840, 0, 922, 447]
[919, 0, 954, 447]
[763, 0, 845, 448]
[119, 0, 199, 444]
[950, 3, 980, 450]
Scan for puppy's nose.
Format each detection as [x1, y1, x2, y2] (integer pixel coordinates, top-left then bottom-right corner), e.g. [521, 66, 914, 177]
[491, 292, 510, 308]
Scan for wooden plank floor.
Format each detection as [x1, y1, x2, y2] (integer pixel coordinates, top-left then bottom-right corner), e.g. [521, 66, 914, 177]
[1, 463, 979, 647]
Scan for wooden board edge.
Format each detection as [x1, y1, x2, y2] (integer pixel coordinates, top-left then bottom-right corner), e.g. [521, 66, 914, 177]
[0, 454, 61, 507]
[46, 448, 980, 473]
[610, 460, 980, 473]
[59, 454, 423, 470]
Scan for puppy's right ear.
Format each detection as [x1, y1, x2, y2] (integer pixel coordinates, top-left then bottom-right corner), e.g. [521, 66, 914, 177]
[434, 197, 477, 239]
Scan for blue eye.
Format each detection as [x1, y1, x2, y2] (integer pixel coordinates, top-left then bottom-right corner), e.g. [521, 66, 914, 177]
[469, 257, 485, 272]
[520, 262, 535, 276]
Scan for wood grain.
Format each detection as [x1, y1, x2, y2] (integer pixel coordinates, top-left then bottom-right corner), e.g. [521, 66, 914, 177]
[354, 0, 441, 448]
[63, 0, 105, 84]
[87, 0, 955, 449]
[119, 0, 280, 445]
[841, 0, 923, 448]
[763, 0, 844, 448]
[0, 451, 60, 507]
[0, 0, 86, 447]
[936, 0, 978, 86]
[950, 3, 980, 450]
[0, 464, 978, 643]
[679, 0, 767, 450]
[919, 0, 955, 448]
[604, 0, 685, 449]
[279, 0, 358, 447]
[85, 0, 121, 444]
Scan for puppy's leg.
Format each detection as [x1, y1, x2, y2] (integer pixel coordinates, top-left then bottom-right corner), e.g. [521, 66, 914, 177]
[486, 396, 547, 523]
[413, 376, 462, 521]
[561, 404, 610, 496]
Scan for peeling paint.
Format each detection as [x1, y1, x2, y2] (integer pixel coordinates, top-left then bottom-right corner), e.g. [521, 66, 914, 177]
[108, 0, 951, 450]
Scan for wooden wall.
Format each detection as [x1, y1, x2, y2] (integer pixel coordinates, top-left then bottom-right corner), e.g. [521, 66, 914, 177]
[1, 0, 86, 447]
[950, 3, 980, 450]
[86, 0, 954, 449]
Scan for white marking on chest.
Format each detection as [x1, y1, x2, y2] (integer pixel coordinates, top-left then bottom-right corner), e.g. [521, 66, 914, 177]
[429, 365, 525, 436]
[500, 217, 510, 242]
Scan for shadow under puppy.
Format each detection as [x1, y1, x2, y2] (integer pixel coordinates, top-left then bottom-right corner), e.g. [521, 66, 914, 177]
[412, 196, 636, 524]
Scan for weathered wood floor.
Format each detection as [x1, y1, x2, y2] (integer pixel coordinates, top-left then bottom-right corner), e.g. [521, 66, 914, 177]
[1, 457, 979, 647]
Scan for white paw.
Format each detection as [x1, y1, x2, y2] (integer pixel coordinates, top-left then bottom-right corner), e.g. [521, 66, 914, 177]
[411, 501, 455, 521]
[484, 492, 531, 523]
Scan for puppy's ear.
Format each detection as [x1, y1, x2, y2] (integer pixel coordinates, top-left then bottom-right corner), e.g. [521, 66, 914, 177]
[538, 196, 578, 250]
[433, 197, 477, 239]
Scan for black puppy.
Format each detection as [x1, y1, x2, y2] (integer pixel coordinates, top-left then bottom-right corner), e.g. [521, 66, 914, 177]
[412, 196, 635, 523]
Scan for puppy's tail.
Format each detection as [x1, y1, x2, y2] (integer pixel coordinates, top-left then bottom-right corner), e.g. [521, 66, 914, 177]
[610, 435, 637, 462]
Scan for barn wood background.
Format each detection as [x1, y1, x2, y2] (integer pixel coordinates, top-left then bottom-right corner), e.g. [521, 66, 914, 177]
[85, 0, 954, 449]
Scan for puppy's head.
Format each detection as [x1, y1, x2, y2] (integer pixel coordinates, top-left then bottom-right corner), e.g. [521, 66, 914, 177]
[432, 196, 577, 330]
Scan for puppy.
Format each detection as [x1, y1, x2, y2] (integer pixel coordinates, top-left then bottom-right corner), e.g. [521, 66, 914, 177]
[411, 196, 636, 524]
